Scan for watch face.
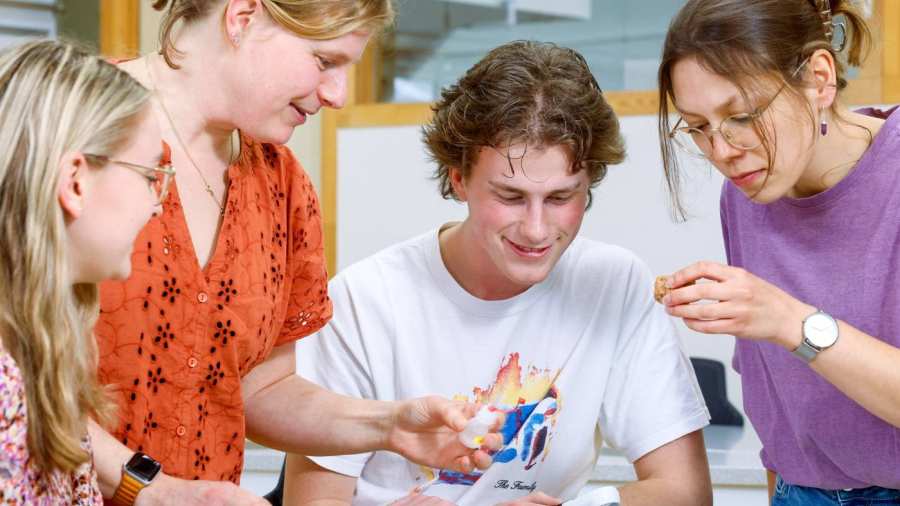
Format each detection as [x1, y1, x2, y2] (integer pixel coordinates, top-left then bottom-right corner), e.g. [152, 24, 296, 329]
[803, 313, 839, 348]
[127, 452, 162, 482]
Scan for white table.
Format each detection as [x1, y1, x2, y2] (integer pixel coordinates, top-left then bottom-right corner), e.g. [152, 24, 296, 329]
[240, 425, 768, 504]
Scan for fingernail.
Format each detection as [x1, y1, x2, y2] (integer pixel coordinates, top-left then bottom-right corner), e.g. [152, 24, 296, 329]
[665, 278, 674, 288]
[662, 294, 671, 305]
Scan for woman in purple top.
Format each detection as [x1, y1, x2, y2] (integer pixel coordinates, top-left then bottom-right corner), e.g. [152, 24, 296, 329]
[656, 0, 900, 504]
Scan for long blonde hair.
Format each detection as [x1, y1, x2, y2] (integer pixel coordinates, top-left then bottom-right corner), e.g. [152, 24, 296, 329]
[152, 0, 395, 68]
[0, 39, 149, 473]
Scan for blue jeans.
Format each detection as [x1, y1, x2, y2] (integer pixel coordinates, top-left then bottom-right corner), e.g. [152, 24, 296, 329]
[772, 475, 900, 505]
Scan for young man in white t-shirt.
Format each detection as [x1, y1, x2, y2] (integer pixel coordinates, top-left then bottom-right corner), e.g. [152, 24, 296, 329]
[279, 41, 712, 506]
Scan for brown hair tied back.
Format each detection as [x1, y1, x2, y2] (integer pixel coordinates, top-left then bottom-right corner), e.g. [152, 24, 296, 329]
[656, 0, 871, 219]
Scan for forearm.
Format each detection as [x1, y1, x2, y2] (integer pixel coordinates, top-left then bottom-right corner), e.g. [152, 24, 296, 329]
[244, 373, 394, 455]
[809, 322, 900, 427]
[773, 306, 900, 427]
[88, 419, 134, 497]
[619, 477, 710, 506]
[88, 419, 186, 504]
[283, 453, 355, 505]
[618, 431, 711, 506]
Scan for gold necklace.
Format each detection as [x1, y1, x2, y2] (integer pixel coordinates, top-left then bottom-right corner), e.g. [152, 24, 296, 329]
[145, 56, 229, 216]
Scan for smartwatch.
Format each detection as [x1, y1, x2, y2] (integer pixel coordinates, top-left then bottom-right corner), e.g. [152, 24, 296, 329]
[792, 309, 839, 362]
[111, 452, 162, 506]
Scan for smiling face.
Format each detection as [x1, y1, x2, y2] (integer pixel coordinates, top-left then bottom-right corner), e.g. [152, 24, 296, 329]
[450, 144, 589, 298]
[227, 10, 371, 144]
[671, 57, 819, 203]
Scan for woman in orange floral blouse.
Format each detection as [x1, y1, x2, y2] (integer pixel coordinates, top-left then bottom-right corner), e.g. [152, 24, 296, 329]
[0, 40, 166, 505]
[88, 1, 500, 505]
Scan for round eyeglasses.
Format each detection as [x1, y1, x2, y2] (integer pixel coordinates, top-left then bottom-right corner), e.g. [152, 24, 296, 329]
[669, 58, 808, 158]
[84, 153, 175, 204]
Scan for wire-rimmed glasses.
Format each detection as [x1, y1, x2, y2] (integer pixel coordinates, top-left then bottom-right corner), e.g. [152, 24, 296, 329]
[84, 153, 175, 204]
[669, 58, 808, 158]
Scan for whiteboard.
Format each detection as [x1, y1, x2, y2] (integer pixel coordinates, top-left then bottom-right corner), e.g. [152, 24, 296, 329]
[336, 114, 744, 410]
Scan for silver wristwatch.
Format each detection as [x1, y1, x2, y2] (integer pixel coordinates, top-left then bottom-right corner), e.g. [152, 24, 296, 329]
[792, 309, 839, 362]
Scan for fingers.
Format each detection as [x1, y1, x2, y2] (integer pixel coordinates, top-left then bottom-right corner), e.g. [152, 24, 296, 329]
[682, 317, 740, 335]
[663, 277, 738, 306]
[393, 494, 455, 506]
[490, 410, 506, 432]
[393, 493, 451, 506]
[471, 448, 495, 470]
[451, 455, 475, 474]
[433, 397, 471, 432]
[667, 297, 743, 321]
[480, 431, 504, 451]
[527, 491, 564, 505]
[495, 491, 563, 506]
[670, 261, 735, 287]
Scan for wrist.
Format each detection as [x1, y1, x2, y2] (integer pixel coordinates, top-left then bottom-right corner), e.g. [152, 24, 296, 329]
[776, 301, 816, 351]
[132, 472, 173, 506]
[111, 452, 162, 506]
[381, 400, 405, 453]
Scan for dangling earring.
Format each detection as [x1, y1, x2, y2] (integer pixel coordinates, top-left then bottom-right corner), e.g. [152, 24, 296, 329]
[820, 107, 829, 136]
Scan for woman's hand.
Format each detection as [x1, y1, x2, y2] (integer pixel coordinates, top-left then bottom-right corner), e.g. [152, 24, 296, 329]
[663, 261, 813, 349]
[386, 396, 504, 474]
[389, 492, 458, 505]
[136, 474, 269, 506]
[495, 491, 563, 505]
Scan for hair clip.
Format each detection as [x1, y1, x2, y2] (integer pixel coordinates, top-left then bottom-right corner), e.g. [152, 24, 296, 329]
[813, 0, 846, 52]
[817, 1, 834, 39]
[831, 20, 847, 52]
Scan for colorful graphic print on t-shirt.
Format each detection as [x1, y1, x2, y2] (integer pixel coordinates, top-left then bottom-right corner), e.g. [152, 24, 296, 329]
[424, 353, 561, 487]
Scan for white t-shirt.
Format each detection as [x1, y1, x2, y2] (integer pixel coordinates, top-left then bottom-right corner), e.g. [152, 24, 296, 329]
[296, 229, 709, 505]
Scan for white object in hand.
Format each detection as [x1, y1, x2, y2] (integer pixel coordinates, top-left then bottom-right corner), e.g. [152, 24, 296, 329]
[565, 486, 620, 505]
[458, 406, 499, 449]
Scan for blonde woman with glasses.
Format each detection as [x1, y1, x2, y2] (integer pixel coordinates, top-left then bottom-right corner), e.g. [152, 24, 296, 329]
[0, 39, 170, 504]
[657, 0, 900, 504]
[89, 1, 500, 505]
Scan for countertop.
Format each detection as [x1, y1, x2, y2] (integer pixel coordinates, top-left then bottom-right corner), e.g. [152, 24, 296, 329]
[243, 425, 766, 487]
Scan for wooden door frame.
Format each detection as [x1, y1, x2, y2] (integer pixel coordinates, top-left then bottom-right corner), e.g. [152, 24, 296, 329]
[99, 0, 139, 59]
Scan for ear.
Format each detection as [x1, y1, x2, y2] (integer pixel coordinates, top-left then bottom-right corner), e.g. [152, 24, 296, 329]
[58, 151, 89, 219]
[448, 167, 469, 202]
[223, 0, 262, 43]
[806, 48, 838, 109]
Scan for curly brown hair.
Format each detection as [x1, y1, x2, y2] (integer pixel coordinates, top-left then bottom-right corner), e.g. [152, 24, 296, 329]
[423, 40, 625, 206]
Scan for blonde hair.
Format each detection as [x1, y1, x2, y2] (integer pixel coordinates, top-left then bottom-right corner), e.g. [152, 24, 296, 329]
[0, 39, 149, 473]
[152, 0, 395, 68]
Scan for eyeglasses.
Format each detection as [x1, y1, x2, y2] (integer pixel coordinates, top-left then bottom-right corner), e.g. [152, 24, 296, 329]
[84, 154, 175, 204]
[669, 58, 808, 158]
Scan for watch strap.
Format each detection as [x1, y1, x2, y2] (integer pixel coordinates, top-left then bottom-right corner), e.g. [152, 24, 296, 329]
[111, 471, 143, 506]
[792, 339, 819, 362]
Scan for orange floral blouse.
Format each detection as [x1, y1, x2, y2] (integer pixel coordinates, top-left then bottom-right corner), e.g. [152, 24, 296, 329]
[95, 137, 331, 483]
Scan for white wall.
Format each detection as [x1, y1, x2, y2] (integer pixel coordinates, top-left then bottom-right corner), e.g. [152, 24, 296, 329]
[335, 115, 744, 411]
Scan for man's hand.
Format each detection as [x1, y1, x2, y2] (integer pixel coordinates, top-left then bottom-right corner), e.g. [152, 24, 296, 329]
[136, 474, 269, 506]
[495, 491, 563, 505]
[386, 396, 503, 473]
